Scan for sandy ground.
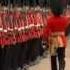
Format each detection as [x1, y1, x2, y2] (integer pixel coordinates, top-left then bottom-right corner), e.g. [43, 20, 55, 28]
[28, 37, 70, 70]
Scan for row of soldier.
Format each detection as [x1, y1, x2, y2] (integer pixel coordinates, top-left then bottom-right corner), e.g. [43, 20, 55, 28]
[0, 0, 69, 70]
[0, 2, 48, 70]
[0, 0, 48, 70]
[0, 5, 47, 46]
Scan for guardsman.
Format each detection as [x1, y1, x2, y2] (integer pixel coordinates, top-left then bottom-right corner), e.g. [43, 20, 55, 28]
[44, 8, 69, 70]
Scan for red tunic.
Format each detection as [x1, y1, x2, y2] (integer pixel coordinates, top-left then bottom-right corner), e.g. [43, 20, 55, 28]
[0, 13, 3, 45]
[1, 12, 8, 46]
[26, 11, 35, 40]
[7, 12, 15, 45]
[33, 11, 44, 38]
[44, 15, 69, 47]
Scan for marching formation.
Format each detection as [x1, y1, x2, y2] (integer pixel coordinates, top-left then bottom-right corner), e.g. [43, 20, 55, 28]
[0, 0, 69, 70]
[0, 6, 47, 45]
[0, 0, 48, 70]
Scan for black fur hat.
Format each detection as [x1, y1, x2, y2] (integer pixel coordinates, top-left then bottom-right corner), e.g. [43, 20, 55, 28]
[50, 0, 65, 16]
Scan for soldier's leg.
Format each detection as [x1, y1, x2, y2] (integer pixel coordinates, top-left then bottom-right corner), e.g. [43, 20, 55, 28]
[0, 46, 4, 70]
[57, 47, 65, 70]
[51, 55, 57, 70]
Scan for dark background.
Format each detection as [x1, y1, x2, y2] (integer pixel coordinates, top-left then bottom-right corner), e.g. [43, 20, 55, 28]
[0, 0, 69, 7]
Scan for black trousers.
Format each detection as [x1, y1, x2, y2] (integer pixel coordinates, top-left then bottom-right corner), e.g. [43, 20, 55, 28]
[3, 44, 21, 70]
[51, 47, 65, 70]
[18, 42, 29, 68]
[25, 38, 44, 64]
[0, 46, 5, 70]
